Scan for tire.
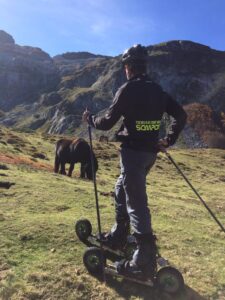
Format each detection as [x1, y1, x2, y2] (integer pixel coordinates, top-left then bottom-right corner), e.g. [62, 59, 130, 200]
[156, 266, 184, 294]
[83, 247, 105, 275]
[75, 219, 92, 241]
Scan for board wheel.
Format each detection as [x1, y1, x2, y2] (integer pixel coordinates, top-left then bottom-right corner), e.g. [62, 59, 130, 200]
[83, 247, 105, 274]
[156, 266, 184, 294]
[75, 219, 92, 241]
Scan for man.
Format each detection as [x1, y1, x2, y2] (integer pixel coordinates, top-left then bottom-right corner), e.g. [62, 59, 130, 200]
[83, 44, 187, 279]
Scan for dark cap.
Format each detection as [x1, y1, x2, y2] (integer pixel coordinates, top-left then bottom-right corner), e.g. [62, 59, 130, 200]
[122, 44, 148, 65]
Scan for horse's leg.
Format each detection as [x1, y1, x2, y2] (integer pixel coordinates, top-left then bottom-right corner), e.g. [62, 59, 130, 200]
[68, 163, 74, 177]
[54, 156, 60, 173]
[80, 163, 86, 178]
[60, 162, 67, 175]
[86, 164, 93, 180]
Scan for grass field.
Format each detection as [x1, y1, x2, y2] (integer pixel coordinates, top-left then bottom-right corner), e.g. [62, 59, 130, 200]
[0, 127, 225, 300]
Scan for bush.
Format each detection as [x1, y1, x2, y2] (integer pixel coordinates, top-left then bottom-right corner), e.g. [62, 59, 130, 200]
[202, 131, 225, 149]
[184, 103, 218, 135]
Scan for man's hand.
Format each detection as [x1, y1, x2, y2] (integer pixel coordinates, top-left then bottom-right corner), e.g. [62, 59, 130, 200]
[82, 108, 90, 123]
[157, 138, 169, 153]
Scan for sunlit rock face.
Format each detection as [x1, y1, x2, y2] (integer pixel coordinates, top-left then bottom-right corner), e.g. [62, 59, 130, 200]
[0, 30, 60, 111]
[146, 40, 225, 113]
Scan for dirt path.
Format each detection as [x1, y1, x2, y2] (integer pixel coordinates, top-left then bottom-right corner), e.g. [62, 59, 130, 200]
[0, 153, 52, 171]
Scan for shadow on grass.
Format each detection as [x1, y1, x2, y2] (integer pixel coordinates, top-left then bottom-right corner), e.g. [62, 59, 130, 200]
[97, 274, 207, 300]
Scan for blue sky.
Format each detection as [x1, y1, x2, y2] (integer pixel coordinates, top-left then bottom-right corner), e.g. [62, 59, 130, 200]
[0, 0, 225, 57]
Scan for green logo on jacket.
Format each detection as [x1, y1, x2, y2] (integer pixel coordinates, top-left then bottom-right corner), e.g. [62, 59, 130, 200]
[136, 120, 161, 131]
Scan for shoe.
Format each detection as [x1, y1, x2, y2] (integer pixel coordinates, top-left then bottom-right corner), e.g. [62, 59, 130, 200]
[115, 259, 144, 278]
[115, 233, 157, 280]
[99, 221, 130, 250]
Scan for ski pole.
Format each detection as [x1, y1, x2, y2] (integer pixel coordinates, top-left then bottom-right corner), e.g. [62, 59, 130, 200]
[87, 125, 106, 281]
[165, 151, 225, 233]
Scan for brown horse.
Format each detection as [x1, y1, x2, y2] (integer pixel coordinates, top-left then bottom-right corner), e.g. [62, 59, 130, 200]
[54, 138, 98, 179]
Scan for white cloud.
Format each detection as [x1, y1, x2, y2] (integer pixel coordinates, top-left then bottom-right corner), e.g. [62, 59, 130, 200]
[0, 0, 159, 55]
[0, 0, 156, 37]
[90, 19, 112, 35]
[85, 0, 107, 8]
[0, 0, 8, 4]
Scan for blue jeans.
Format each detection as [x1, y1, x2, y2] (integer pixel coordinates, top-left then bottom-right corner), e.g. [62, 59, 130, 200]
[114, 147, 157, 235]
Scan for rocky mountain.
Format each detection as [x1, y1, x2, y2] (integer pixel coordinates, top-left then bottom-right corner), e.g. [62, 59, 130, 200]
[0, 30, 225, 148]
[0, 30, 59, 111]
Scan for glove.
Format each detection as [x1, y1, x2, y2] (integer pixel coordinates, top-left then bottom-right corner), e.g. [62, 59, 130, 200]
[157, 138, 169, 153]
[82, 108, 90, 122]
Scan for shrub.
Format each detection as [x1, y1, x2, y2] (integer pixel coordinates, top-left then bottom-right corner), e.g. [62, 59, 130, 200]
[202, 131, 225, 149]
[184, 103, 218, 135]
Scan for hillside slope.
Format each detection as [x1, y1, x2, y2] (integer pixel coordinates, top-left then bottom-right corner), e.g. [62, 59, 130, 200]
[0, 128, 225, 299]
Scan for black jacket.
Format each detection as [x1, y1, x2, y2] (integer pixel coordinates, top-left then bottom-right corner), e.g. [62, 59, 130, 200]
[89, 74, 187, 152]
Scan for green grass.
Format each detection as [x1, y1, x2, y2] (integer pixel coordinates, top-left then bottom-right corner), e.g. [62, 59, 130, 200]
[0, 127, 225, 299]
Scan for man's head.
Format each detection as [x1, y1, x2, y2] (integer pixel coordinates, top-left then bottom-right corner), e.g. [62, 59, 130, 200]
[122, 44, 148, 80]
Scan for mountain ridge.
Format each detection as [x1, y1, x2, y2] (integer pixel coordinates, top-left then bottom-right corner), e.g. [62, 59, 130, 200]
[0, 30, 225, 148]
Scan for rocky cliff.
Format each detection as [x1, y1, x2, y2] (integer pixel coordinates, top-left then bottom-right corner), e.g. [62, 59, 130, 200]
[0, 30, 59, 111]
[0, 30, 225, 147]
[147, 41, 225, 112]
